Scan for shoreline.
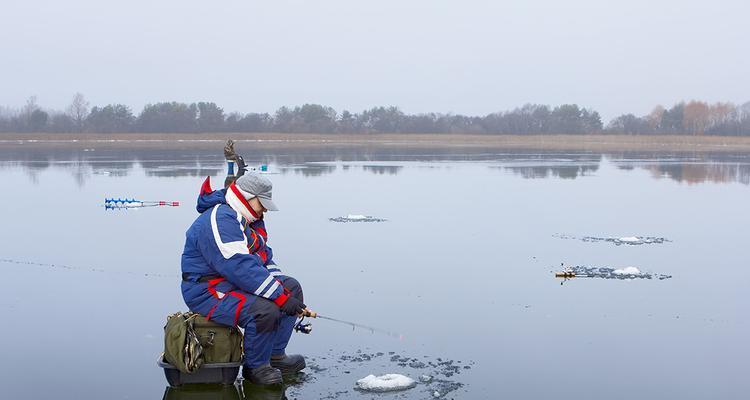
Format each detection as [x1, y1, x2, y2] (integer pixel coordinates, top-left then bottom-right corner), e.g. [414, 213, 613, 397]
[2, 132, 750, 153]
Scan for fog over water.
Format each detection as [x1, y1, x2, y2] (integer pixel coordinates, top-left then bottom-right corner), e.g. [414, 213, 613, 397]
[2, 0, 749, 119]
[0, 148, 748, 399]
[3, 1, 749, 398]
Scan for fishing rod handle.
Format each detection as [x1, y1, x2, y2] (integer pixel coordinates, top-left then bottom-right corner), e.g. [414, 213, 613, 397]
[302, 308, 317, 318]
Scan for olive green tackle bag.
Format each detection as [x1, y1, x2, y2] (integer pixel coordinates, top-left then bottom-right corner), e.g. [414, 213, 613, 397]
[163, 312, 243, 373]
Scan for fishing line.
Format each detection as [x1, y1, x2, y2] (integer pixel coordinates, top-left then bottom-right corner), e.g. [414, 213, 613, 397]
[297, 311, 404, 339]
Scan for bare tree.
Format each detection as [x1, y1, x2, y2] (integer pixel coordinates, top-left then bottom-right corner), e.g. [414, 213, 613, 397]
[646, 105, 665, 130]
[21, 96, 39, 118]
[683, 100, 710, 135]
[67, 92, 89, 132]
[709, 102, 734, 128]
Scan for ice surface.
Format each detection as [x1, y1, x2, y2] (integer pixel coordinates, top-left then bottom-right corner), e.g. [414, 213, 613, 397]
[347, 214, 367, 220]
[617, 236, 641, 243]
[356, 374, 417, 392]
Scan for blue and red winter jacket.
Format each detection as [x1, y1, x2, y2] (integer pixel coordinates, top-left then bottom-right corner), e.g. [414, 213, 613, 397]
[181, 178, 289, 315]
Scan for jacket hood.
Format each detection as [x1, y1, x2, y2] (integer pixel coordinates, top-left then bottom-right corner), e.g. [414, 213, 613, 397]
[196, 176, 227, 213]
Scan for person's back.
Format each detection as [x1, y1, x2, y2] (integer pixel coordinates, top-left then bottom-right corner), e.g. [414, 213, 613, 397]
[180, 187, 225, 283]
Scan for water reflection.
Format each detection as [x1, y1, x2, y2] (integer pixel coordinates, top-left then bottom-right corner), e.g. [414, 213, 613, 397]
[163, 384, 242, 400]
[145, 167, 223, 178]
[280, 165, 336, 177]
[2, 145, 750, 185]
[644, 163, 750, 185]
[503, 164, 599, 179]
[162, 382, 288, 400]
[361, 165, 404, 175]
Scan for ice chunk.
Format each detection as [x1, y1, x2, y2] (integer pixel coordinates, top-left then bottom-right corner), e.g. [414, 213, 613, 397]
[563, 235, 669, 246]
[613, 267, 641, 275]
[356, 374, 417, 392]
[330, 214, 387, 223]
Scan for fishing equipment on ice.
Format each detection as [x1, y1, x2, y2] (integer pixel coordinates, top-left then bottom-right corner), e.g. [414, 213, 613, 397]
[104, 198, 179, 209]
[554, 263, 672, 285]
[163, 311, 243, 373]
[554, 263, 594, 285]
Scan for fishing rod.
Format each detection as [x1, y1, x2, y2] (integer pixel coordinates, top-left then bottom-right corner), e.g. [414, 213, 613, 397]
[555, 271, 597, 285]
[104, 198, 180, 210]
[554, 271, 596, 279]
[294, 309, 404, 339]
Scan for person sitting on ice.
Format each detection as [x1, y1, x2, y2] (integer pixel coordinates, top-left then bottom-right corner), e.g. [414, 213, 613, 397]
[181, 173, 307, 385]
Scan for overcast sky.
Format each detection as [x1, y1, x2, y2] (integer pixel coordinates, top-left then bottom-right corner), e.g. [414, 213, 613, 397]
[2, 0, 748, 120]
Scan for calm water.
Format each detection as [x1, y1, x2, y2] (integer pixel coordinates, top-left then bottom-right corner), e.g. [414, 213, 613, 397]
[1, 148, 748, 399]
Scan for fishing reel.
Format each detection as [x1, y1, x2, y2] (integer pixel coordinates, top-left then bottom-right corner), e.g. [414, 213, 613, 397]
[294, 315, 312, 334]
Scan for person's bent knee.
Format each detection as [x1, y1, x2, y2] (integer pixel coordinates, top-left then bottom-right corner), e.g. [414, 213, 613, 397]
[246, 298, 281, 333]
[281, 276, 304, 302]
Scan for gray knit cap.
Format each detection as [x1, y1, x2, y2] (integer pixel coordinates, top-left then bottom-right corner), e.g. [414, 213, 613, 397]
[234, 173, 278, 211]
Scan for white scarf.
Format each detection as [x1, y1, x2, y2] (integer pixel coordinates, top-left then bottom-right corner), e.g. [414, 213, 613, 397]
[225, 182, 260, 223]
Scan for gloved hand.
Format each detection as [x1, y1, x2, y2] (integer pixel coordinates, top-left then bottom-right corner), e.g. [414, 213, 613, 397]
[280, 296, 306, 316]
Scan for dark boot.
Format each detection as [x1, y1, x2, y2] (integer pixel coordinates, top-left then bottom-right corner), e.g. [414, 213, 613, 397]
[270, 354, 306, 375]
[242, 364, 282, 385]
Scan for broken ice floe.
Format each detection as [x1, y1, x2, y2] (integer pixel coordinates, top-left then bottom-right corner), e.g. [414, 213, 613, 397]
[559, 265, 672, 280]
[356, 374, 416, 392]
[329, 214, 387, 223]
[613, 266, 641, 275]
[554, 234, 670, 246]
[305, 350, 470, 399]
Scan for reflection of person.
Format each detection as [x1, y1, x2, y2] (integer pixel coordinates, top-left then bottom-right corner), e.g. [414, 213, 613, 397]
[163, 379, 286, 400]
[181, 173, 307, 385]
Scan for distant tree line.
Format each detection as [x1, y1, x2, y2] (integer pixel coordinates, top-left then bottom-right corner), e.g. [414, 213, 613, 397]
[606, 101, 750, 136]
[1, 94, 749, 135]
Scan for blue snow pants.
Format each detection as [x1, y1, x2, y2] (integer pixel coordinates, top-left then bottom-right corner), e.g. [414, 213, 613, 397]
[182, 275, 303, 369]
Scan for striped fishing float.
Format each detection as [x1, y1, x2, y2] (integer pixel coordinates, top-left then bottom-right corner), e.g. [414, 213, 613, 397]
[104, 198, 180, 210]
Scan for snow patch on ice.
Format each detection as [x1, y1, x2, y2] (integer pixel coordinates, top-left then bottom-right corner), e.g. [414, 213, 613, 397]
[613, 267, 641, 275]
[329, 214, 387, 223]
[356, 374, 417, 392]
[555, 233, 670, 246]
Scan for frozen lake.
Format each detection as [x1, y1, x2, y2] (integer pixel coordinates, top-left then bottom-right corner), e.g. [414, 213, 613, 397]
[1, 147, 748, 399]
